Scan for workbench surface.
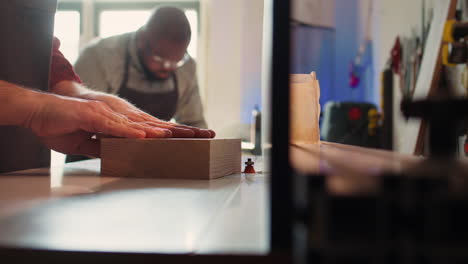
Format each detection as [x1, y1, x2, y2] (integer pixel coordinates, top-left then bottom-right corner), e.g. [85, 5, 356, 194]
[0, 158, 268, 255]
[0, 142, 447, 256]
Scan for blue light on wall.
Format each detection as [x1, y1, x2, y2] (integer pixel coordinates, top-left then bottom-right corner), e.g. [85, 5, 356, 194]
[290, 0, 377, 112]
[291, 23, 335, 108]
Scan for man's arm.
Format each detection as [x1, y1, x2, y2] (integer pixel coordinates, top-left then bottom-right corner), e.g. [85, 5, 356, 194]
[0, 80, 43, 127]
[73, 42, 110, 92]
[0, 80, 149, 156]
[52, 80, 213, 138]
[174, 63, 208, 129]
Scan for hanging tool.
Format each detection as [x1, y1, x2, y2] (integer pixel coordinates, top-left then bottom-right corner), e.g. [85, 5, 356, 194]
[442, 19, 468, 157]
[442, 20, 468, 65]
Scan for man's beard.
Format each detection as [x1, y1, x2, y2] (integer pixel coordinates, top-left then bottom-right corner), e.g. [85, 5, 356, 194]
[138, 50, 171, 81]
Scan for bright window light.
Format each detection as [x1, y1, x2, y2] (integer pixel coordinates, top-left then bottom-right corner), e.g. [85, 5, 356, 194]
[185, 9, 198, 59]
[53, 11, 81, 64]
[99, 9, 198, 58]
[52, 10, 81, 167]
[99, 10, 151, 38]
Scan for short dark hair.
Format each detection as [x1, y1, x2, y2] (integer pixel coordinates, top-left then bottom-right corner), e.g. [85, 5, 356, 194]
[145, 6, 191, 44]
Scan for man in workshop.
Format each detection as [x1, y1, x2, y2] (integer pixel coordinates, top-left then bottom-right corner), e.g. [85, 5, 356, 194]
[67, 6, 208, 162]
[50, 37, 214, 139]
[74, 6, 207, 129]
[53, 34, 214, 163]
[0, 36, 214, 172]
[0, 1, 214, 173]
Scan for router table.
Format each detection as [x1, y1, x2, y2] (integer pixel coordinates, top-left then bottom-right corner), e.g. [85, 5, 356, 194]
[0, 143, 428, 261]
[0, 158, 268, 256]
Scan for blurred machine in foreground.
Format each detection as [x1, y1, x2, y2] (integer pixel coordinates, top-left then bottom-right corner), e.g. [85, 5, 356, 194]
[293, 93, 468, 264]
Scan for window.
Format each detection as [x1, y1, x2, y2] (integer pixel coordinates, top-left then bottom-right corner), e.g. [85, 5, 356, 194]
[99, 10, 152, 38]
[54, 10, 81, 64]
[98, 5, 199, 58]
[55, 1, 200, 60]
[184, 9, 198, 58]
[52, 3, 82, 167]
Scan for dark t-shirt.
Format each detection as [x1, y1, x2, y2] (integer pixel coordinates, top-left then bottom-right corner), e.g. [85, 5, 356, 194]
[0, 0, 56, 172]
[49, 37, 82, 89]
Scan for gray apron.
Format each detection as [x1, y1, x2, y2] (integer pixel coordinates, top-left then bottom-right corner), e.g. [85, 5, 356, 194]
[118, 40, 179, 121]
[0, 0, 57, 173]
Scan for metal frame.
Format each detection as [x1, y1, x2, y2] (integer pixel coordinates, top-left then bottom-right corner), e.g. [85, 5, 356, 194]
[269, 0, 292, 252]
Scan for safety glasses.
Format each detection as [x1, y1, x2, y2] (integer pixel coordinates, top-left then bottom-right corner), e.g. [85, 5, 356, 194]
[152, 53, 190, 70]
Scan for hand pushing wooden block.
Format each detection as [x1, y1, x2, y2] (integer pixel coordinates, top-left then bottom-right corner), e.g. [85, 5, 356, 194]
[101, 138, 242, 180]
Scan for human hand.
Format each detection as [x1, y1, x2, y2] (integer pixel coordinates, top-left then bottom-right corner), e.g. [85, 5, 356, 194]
[51, 81, 215, 138]
[82, 91, 216, 138]
[25, 93, 169, 157]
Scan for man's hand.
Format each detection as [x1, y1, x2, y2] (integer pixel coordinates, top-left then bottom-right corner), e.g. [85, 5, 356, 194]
[86, 93, 216, 138]
[0, 81, 168, 157]
[52, 81, 216, 138]
[27, 93, 174, 157]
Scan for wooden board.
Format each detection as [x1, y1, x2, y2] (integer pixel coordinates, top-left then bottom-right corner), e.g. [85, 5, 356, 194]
[290, 72, 321, 144]
[290, 141, 422, 195]
[101, 138, 241, 180]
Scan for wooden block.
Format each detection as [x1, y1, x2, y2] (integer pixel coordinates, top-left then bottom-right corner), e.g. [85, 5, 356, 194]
[290, 72, 321, 144]
[101, 138, 241, 180]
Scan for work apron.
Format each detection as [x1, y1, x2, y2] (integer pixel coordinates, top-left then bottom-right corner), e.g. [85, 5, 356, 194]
[0, 0, 56, 173]
[117, 40, 179, 121]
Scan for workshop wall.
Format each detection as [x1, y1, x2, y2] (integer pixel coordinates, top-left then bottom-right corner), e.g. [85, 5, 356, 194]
[199, 0, 241, 139]
[334, 0, 369, 103]
[239, 0, 264, 139]
[200, 0, 264, 139]
[290, 0, 335, 110]
[291, 0, 377, 120]
[371, 0, 434, 153]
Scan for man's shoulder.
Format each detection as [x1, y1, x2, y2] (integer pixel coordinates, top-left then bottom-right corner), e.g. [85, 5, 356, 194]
[175, 57, 198, 90]
[177, 57, 197, 76]
[81, 33, 132, 55]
